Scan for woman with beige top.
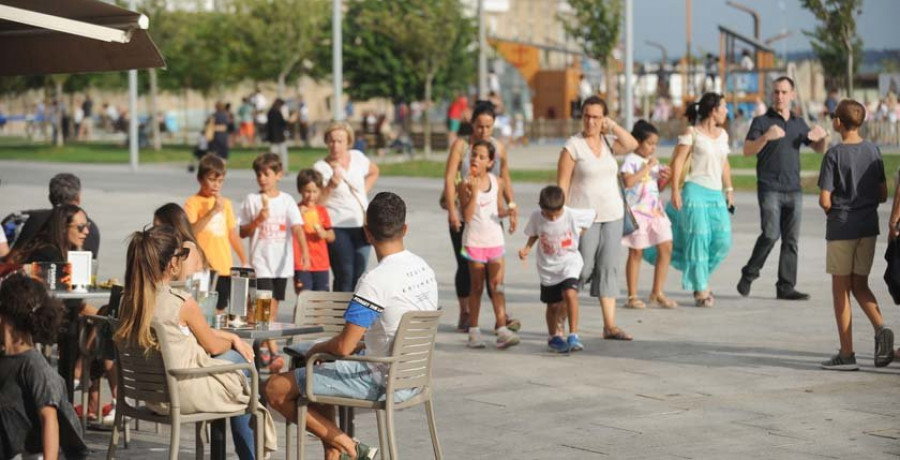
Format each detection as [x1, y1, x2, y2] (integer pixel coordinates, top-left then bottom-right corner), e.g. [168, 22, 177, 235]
[668, 92, 734, 307]
[558, 96, 639, 341]
[114, 225, 276, 459]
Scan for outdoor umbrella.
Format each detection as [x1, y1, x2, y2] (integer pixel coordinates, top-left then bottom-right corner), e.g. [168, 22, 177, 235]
[0, 0, 164, 76]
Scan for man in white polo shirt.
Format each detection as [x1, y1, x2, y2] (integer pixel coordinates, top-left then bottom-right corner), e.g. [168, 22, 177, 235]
[265, 192, 438, 460]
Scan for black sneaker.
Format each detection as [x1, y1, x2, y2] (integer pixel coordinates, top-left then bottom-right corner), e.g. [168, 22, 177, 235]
[777, 290, 810, 301]
[820, 353, 859, 371]
[875, 327, 895, 368]
[737, 277, 751, 297]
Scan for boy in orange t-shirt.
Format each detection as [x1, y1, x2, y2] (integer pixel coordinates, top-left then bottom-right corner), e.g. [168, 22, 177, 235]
[293, 169, 335, 293]
[184, 154, 248, 310]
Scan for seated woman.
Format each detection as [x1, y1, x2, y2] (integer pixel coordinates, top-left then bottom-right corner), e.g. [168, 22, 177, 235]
[6, 204, 103, 414]
[153, 203, 207, 281]
[113, 225, 277, 459]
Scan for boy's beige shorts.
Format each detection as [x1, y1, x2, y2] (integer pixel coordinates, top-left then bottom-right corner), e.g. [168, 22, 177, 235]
[826, 236, 876, 276]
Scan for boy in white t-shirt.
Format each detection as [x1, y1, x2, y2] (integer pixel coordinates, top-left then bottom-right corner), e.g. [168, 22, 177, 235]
[519, 186, 595, 353]
[239, 153, 310, 371]
[264, 192, 438, 460]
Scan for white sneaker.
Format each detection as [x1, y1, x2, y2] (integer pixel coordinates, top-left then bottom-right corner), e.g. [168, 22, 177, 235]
[495, 326, 520, 349]
[102, 407, 116, 425]
[466, 328, 486, 349]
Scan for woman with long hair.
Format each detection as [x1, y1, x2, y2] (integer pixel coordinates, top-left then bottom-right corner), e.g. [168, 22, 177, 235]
[153, 203, 206, 281]
[313, 121, 380, 292]
[668, 92, 734, 307]
[557, 96, 639, 341]
[442, 102, 520, 332]
[114, 225, 276, 459]
[7, 204, 89, 264]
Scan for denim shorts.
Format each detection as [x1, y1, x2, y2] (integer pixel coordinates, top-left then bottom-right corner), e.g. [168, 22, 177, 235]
[293, 359, 419, 403]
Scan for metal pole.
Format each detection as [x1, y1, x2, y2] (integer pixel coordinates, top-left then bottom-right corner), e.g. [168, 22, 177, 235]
[624, 0, 633, 129]
[128, 0, 138, 172]
[685, 0, 691, 99]
[477, 0, 487, 100]
[332, 0, 343, 121]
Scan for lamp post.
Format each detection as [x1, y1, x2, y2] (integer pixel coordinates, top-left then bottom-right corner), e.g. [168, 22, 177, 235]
[332, 0, 343, 121]
[128, 0, 138, 172]
[623, 0, 633, 129]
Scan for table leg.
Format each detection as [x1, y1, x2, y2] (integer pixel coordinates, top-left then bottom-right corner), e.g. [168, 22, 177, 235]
[211, 419, 227, 460]
[58, 301, 82, 403]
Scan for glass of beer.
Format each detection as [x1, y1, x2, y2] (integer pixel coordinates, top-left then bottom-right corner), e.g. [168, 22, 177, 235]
[256, 290, 273, 327]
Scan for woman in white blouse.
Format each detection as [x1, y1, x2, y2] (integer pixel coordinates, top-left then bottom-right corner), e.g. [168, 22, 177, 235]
[558, 96, 639, 341]
[314, 122, 380, 292]
[668, 92, 734, 307]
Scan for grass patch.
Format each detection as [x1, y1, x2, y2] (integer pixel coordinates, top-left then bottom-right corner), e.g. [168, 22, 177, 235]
[1, 140, 897, 195]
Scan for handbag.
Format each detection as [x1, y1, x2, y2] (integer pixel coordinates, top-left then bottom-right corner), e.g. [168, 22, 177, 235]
[601, 135, 639, 237]
[676, 127, 698, 189]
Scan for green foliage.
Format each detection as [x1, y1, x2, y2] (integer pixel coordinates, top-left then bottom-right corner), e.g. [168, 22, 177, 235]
[342, 0, 475, 102]
[234, 0, 330, 86]
[801, 0, 863, 94]
[558, 0, 622, 62]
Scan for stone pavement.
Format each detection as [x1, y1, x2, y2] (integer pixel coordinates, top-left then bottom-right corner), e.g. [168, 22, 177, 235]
[1, 161, 898, 459]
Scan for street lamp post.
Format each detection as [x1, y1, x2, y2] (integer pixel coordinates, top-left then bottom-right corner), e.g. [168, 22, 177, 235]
[332, 0, 343, 121]
[477, 0, 487, 100]
[128, 0, 138, 172]
[623, 0, 633, 129]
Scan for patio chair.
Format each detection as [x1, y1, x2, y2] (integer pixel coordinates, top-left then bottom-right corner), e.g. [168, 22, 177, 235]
[106, 326, 265, 460]
[297, 310, 443, 460]
[283, 290, 353, 456]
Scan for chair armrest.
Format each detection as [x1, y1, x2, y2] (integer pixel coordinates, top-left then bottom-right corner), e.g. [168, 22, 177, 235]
[167, 363, 253, 376]
[303, 353, 396, 403]
[169, 362, 260, 412]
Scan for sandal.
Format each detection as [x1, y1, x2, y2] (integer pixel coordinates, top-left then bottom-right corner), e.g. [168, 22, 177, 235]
[623, 296, 646, 309]
[648, 293, 678, 309]
[694, 292, 715, 308]
[603, 327, 633, 341]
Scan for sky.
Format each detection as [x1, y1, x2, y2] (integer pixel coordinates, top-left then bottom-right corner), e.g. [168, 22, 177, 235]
[632, 0, 900, 62]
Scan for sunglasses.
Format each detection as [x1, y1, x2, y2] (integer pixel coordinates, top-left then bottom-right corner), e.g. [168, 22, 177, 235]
[174, 247, 191, 259]
[70, 222, 91, 233]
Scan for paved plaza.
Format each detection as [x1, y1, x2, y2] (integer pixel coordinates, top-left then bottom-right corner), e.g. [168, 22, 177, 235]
[1, 159, 899, 459]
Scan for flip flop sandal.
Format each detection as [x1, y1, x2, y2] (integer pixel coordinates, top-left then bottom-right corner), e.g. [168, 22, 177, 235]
[603, 327, 633, 341]
[624, 296, 646, 309]
[648, 293, 678, 309]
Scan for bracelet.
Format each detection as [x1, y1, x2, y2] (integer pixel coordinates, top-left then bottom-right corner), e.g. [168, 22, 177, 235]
[507, 201, 518, 210]
[724, 187, 734, 192]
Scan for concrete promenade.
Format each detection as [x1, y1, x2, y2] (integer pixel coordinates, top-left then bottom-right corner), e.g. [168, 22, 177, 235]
[1, 160, 898, 459]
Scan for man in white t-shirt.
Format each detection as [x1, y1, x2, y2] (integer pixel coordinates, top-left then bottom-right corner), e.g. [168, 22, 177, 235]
[265, 192, 438, 460]
[519, 186, 595, 353]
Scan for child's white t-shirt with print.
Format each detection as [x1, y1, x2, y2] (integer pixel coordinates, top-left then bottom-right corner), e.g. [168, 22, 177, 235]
[524, 207, 596, 286]
[238, 191, 303, 278]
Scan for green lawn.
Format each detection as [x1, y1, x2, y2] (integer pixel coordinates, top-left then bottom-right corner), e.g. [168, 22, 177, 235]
[1, 140, 897, 194]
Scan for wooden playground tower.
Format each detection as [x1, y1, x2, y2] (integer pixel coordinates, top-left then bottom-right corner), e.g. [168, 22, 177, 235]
[715, 25, 783, 113]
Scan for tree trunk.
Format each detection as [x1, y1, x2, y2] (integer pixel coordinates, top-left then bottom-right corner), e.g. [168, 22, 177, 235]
[55, 80, 64, 147]
[149, 68, 161, 151]
[844, 31, 854, 97]
[277, 72, 287, 98]
[605, 55, 618, 118]
[423, 73, 434, 159]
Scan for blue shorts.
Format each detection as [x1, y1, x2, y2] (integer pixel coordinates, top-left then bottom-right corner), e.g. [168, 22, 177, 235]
[293, 359, 419, 403]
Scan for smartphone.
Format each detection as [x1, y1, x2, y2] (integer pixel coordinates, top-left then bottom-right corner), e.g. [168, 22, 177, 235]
[728, 205, 736, 215]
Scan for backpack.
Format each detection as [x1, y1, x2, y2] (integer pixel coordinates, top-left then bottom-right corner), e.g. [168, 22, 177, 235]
[1, 210, 32, 247]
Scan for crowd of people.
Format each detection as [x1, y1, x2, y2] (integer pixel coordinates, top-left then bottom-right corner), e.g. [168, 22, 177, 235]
[3, 74, 900, 459]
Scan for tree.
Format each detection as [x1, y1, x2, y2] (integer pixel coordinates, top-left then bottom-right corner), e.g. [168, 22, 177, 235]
[236, 0, 329, 97]
[801, 0, 863, 96]
[558, 0, 622, 116]
[348, 0, 474, 157]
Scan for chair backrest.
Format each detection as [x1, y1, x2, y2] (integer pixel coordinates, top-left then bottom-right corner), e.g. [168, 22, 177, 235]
[292, 291, 354, 338]
[114, 325, 179, 412]
[386, 310, 442, 392]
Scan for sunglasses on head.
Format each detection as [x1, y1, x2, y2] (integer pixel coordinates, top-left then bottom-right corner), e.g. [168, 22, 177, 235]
[174, 247, 191, 259]
[70, 222, 91, 232]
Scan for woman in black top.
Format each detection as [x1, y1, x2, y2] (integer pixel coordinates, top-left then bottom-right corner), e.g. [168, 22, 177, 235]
[7, 204, 90, 264]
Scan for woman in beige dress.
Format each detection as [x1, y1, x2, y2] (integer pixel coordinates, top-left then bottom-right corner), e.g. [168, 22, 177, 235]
[114, 225, 276, 459]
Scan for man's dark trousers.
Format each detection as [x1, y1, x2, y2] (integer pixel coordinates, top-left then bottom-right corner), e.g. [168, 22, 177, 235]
[741, 190, 802, 295]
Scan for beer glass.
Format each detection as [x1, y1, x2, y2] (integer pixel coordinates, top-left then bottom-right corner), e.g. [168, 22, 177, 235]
[256, 290, 273, 326]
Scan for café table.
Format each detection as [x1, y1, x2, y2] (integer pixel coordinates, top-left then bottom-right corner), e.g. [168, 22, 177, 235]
[210, 321, 324, 460]
[49, 289, 113, 403]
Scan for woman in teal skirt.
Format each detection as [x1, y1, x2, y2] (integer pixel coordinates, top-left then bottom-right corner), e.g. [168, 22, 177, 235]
[668, 93, 734, 306]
